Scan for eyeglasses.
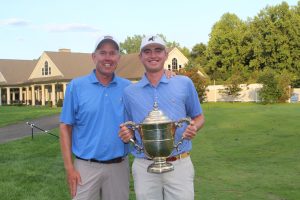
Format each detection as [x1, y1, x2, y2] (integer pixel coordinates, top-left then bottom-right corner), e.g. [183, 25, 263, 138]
[142, 47, 165, 55]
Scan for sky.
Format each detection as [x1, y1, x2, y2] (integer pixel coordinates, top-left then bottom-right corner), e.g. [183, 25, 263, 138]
[0, 0, 299, 60]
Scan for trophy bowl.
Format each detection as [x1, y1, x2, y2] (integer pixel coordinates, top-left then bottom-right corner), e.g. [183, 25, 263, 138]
[124, 102, 190, 174]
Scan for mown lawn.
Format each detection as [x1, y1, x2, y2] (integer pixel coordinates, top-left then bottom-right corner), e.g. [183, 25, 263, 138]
[0, 103, 299, 200]
[0, 106, 61, 127]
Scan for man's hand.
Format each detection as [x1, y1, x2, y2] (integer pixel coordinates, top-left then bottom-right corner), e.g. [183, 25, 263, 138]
[164, 69, 176, 79]
[66, 167, 82, 198]
[119, 124, 133, 143]
[182, 120, 198, 140]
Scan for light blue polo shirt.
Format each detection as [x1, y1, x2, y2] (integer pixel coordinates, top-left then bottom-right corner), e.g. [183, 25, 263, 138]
[123, 74, 203, 158]
[60, 70, 131, 160]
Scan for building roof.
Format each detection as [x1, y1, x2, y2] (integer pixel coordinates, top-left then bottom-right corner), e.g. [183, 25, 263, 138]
[0, 47, 181, 86]
[45, 51, 95, 79]
[0, 59, 37, 86]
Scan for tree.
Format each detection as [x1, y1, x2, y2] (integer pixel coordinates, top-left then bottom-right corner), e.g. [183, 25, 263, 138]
[257, 69, 281, 103]
[120, 35, 144, 54]
[219, 74, 243, 102]
[206, 13, 247, 81]
[178, 64, 208, 103]
[190, 43, 207, 67]
[248, 2, 300, 75]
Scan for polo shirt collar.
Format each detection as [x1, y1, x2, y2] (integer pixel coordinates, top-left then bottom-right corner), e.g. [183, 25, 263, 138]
[139, 73, 169, 87]
[89, 69, 117, 86]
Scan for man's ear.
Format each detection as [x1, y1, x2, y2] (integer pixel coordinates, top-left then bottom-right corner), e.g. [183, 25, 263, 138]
[91, 53, 96, 64]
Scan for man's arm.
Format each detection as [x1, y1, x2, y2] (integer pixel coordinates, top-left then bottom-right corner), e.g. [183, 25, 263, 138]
[60, 123, 81, 198]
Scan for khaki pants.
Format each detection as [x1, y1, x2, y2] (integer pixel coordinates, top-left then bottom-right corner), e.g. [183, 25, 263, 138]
[132, 156, 195, 200]
[73, 157, 130, 200]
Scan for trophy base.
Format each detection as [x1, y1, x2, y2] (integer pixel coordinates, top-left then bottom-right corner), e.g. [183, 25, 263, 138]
[147, 157, 174, 174]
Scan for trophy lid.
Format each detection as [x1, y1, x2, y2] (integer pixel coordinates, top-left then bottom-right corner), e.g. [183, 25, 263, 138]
[142, 102, 172, 124]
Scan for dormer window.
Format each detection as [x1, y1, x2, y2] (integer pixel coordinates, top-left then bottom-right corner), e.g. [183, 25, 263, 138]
[42, 61, 51, 76]
[172, 58, 178, 71]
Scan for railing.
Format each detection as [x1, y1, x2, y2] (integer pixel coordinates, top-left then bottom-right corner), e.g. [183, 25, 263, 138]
[26, 122, 59, 139]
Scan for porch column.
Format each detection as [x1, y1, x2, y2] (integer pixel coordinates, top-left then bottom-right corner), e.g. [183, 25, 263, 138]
[41, 84, 45, 106]
[6, 87, 11, 105]
[19, 87, 23, 102]
[26, 86, 30, 105]
[63, 83, 67, 96]
[51, 83, 56, 106]
[31, 85, 35, 106]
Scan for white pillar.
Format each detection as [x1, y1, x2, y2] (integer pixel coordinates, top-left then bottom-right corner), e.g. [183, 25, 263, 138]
[41, 84, 45, 106]
[6, 87, 11, 105]
[51, 83, 56, 106]
[26, 86, 30, 105]
[31, 85, 35, 106]
[63, 83, 67, 96]
[19, 87, 23, 102]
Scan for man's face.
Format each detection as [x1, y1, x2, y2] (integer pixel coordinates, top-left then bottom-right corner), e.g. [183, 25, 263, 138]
[92, 41, 120, 77]
[139, 44, 168, 73]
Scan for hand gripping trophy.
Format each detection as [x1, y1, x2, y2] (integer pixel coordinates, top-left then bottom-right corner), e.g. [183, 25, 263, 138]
[124, 102, 190, 174]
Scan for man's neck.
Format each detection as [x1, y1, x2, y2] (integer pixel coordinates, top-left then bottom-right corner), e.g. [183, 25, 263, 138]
[146, 70, 164, 87]
[96, 72, 113, 86]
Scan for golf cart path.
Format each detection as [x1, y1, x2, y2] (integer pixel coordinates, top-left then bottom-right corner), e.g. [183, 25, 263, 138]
[0, 114, 60, 144]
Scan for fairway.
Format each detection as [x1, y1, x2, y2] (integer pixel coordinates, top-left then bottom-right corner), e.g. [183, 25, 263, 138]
[0, 106, 61, 127]
[0, 103, 299, 200]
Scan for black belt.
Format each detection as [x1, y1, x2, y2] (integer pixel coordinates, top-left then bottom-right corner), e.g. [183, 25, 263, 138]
[75, 156, 124, 164]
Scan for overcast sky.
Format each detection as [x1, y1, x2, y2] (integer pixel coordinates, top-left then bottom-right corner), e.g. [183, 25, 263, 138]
[0, 0, 298, 60]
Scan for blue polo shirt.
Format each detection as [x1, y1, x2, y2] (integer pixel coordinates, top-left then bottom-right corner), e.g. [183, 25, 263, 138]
[60, 70, 131, 160]
[123, 74, 203, 158]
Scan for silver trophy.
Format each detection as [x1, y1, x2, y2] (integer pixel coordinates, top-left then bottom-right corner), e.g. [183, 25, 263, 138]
[124, 102, 190, 174]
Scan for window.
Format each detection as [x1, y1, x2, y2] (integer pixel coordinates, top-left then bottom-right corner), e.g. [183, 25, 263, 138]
[172, 58, 178, 71]
[179, 65, 182, 69]
[44, 61, 48, 75]
[42, 61, 51, 76]
[168, 64, 171, 70]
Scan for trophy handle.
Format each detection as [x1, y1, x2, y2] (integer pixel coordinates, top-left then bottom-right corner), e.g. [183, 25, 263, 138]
[174, 117, 191, 151]
[123, 121, 143, 152]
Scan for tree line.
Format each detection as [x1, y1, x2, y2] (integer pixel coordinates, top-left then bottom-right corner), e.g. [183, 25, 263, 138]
[120, 1, 300, 103]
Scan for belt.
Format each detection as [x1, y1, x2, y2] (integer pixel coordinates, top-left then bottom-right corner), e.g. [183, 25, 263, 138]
[75, 156, 124, 164]
[166, 152, 190, 162]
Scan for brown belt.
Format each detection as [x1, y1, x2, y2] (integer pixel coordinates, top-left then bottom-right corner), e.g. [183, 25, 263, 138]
[166, 152, 190, 162]
[76, 156, 124, 164]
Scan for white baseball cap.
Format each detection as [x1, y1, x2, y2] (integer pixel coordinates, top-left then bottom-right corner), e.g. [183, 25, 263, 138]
[94, 35, 119, 52]
[140, 35, 166, 52]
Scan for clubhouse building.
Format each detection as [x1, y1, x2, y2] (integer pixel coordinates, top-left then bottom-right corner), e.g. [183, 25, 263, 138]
[0, 48, 188, 106]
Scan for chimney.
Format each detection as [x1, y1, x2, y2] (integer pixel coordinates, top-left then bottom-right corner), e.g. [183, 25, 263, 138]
[59, 48, 71, 53]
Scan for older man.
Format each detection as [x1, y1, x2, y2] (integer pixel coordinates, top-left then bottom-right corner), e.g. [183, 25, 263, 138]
[60, 35, 130, 200]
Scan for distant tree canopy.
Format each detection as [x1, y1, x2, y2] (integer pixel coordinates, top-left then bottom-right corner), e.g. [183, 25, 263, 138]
[190, 1, 300, 85]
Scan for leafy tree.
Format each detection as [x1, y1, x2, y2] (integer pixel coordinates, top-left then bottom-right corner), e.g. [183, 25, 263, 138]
[206, 13, 247, 81]
[220, 74, 243, 101]
[120, 35, 144, 54]
[248, 2, 300, 75]
[190, 43, 207, 67]
[257, 69, 281, 103]
[178, 64, 208, 103]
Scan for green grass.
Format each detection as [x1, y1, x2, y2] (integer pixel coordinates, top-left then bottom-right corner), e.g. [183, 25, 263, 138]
[0, 103, 299, 200]
[0, 106, 61, 127]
